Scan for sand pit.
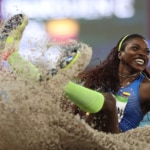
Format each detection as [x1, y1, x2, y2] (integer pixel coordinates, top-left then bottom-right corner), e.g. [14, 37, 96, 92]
[0, 42, 150, 150]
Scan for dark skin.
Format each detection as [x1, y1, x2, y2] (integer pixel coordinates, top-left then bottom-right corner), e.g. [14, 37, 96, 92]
[75, 35, 150, 134]
[118, 38, 150, 116]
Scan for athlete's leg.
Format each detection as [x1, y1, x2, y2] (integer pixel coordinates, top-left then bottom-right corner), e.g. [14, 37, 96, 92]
[0, 14, 41, 80]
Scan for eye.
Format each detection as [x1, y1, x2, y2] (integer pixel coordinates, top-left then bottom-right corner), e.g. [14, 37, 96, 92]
[132, 46, 139, 50]
[146, 49, 150, 55]
[139, 48, 150, 55]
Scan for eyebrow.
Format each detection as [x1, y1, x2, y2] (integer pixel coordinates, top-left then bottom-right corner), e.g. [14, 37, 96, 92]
[131, 43, 149, 49]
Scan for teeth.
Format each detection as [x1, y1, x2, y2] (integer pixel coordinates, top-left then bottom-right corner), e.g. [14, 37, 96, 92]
[135, 59, 144, 65]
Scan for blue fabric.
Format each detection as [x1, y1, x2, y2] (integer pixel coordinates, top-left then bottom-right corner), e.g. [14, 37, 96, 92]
[116, 74, 145, 132]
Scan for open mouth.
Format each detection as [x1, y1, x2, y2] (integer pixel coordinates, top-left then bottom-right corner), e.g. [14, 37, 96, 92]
[135, 58, 145, 65]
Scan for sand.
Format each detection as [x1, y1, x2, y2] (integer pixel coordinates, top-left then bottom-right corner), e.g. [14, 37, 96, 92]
[0, 42, 150, 150]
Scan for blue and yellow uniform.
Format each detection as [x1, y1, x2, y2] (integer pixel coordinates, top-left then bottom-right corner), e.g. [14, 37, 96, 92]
[116, 74, 146, 132]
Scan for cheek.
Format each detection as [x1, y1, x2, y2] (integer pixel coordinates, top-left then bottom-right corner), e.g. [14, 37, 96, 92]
[119, 53, 134, 63]
[145, 56, 149, 65]
[121, 51, 135, 59]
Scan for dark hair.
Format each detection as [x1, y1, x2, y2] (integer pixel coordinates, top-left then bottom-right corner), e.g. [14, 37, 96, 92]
[79, 34, 150, 93]
[117, 34, 145, 52]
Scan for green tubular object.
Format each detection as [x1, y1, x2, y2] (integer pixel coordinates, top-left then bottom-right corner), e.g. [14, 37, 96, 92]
[65, 81, 105, 113]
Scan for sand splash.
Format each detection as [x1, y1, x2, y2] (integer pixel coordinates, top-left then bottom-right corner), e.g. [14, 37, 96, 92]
[0, 42, 150, 150]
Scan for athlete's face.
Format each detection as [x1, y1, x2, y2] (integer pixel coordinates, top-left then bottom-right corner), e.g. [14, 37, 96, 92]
[118, 37, 150, 72]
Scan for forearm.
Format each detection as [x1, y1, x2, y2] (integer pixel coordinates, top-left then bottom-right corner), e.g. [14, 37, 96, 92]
[100, 93, 119, 133]
[64, 81, 105, 113]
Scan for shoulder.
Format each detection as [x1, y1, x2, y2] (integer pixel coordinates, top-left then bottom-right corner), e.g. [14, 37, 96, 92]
[140, 77, 150, 96]
[141, 77, 150, 89]
[140, 77, 150, 105]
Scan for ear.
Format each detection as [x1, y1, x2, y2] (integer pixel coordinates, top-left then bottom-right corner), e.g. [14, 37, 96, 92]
[118, 52, 122, 59]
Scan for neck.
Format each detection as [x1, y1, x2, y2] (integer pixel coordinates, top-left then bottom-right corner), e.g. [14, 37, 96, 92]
[119, 72, 142, 87]
[118, 72, 141, 78]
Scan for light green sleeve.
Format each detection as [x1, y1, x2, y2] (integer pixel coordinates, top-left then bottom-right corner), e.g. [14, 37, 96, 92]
[7, 51, 41, 81]
[65, 81, 105, 113]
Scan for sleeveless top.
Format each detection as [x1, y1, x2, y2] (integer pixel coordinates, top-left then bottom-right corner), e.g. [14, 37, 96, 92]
[115, 74, 145, 132]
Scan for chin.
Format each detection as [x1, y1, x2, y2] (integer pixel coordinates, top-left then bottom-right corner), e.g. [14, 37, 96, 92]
[135, 67, 145, 72]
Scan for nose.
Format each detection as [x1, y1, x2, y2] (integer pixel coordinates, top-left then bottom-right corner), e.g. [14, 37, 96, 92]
[138, 49, 149, 56]
[138, 50, 149, 63]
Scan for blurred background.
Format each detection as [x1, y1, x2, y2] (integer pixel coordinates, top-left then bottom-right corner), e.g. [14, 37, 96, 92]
[0, 0, 149, 69]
